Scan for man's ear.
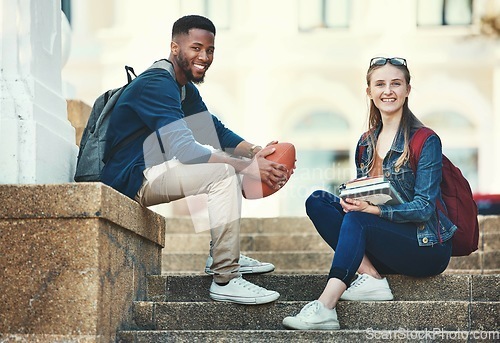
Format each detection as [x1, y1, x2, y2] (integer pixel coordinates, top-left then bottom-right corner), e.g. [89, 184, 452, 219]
[171, 41, 179, 56]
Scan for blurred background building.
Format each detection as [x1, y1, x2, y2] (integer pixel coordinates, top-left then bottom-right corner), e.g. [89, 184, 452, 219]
[60, 0, 500, 217]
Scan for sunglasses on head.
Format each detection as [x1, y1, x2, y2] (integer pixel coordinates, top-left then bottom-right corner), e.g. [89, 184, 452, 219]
[370, 57, 407, 67]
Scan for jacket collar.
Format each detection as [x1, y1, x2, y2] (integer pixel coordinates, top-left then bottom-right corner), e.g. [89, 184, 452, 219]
[360, 125, 406, 154]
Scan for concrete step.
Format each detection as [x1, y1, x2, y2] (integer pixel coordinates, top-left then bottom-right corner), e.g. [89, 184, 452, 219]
[162, 215, 500, 274]
[145, 274, 499, 303]
[117, 274, 499, 342]
[118, 329, 499, 343]
[130, 300, 498, 331]
[165, 215, 499, 236]
[165, 232, 331, 252]
[162, 251, 334, 274]
[164, 232, 500, 257]
[447, 251, 500, 270]
[165, 217, 317, 234]
[119, 216, 500, 342]
[161, 249, 500, 275]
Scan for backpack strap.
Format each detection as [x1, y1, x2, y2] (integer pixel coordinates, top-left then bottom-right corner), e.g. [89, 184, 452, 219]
[409, 127, 435, 174]
[103, 60, 183, 164]
[101, 66, 144, 164]
[355, 131, 370, 167]
[356, 145, 365, 167]
[125, 65, 137, 84]
[148, 59, 186, 102]
[409, 126, 445, 242]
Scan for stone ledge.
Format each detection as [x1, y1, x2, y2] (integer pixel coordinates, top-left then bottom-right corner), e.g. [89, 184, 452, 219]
[0, 182, 165, 247]
[0, 183, 166, 342]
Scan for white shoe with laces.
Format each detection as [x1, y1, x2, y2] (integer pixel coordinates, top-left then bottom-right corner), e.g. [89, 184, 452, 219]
[340, 273, 394, 301]
[209, 276, 280, 305]
[205, 254, 275, 275]
[282, 300, 340, 330]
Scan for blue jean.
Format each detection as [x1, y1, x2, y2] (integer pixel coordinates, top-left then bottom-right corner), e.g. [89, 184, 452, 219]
[306, 190, 452, 287]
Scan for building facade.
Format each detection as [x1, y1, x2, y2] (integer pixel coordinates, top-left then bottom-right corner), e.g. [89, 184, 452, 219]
[62, 0, 500, 217]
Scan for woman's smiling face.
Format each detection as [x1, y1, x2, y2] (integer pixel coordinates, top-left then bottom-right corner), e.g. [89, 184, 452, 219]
[366, 64, 411, 117]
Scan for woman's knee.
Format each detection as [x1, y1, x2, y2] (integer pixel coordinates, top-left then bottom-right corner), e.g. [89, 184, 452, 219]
[305, 190, 331, 214]
[342, 211, 370, 227]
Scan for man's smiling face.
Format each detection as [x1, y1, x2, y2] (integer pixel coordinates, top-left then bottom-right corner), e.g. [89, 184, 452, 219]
[172, 28, 215, 85]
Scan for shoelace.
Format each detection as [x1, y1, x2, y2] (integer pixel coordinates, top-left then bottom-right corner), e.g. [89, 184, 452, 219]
[298, 301, 321, 317]
[232, 277, 268, 294]
[239, 254, 259, 265]
[348, 274, 368, 289]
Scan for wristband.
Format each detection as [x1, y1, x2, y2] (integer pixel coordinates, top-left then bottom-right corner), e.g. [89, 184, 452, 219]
[249, 145, 262, 158]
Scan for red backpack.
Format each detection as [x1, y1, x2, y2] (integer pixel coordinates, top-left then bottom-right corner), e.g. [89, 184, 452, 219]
[410, 127, 479, 256]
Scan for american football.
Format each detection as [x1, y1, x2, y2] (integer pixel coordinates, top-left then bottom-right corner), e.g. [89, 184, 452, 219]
[242, 142, 296, 199]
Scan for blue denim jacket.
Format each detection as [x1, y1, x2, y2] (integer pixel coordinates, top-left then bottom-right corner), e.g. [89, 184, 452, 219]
[355, 126, 457, 247]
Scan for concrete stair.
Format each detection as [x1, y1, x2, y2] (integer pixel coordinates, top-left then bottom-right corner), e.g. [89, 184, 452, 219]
[161, 216, 500, 275]
[118, 274, 499, 342]
[117, 216, 500, 342]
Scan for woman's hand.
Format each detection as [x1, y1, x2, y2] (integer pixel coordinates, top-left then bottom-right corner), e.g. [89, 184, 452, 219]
[340, 197, 381, 216]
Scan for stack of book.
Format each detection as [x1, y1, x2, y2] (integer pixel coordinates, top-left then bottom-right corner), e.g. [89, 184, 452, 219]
[339, 176, 403, 205]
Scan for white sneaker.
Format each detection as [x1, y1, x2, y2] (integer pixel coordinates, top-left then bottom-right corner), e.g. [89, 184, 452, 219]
[282, 300, 340, 330]
[209, 276, 280, 305]
[340, 273, 394, 301]
[205, 254, 275, 275]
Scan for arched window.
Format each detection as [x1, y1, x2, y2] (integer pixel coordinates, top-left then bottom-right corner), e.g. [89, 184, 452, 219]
[292, 110, 350, 132]
[281, 110, 351, 215]
[421, 111, 475, 129]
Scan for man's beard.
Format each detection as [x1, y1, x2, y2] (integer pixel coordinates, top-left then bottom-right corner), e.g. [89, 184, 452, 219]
[177, 52, 206, 84]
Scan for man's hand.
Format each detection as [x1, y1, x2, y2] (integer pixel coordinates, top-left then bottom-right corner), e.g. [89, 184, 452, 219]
[252, 146, 288, 189]
[233, 140, 293, 189]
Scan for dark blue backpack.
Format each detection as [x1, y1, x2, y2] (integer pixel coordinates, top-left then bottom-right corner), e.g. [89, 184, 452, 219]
[74, 59, 183, 182]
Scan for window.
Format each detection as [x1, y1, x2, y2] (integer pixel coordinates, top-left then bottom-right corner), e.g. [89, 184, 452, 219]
[292, 110, 350, 132]
[417, 0, 473, 26]
[298, 0, 351, 31]
[280, 149, 350, 216]
[422, 111, 475, 129]
[445, 148, 478, 192]
[180, 0, 231, 30]
[281, 109, 351, 215]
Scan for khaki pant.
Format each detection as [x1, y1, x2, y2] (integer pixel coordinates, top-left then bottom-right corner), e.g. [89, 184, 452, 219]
[135, 159, 242, 283]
